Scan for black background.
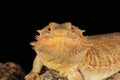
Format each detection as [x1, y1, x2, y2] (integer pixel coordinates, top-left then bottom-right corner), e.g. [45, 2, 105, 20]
[0, 1, 120, 73]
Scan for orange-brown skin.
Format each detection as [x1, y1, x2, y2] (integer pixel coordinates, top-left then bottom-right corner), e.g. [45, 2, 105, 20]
[25, 22, 120, 80]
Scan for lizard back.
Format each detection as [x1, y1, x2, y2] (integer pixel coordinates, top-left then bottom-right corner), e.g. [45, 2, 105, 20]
[80, 32, 120, 80]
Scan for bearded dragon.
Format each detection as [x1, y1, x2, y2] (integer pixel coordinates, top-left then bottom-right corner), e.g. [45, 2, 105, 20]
[25, 22, 120, 80]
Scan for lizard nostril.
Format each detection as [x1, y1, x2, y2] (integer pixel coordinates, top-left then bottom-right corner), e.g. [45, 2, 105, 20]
[71, 27, 74, 30]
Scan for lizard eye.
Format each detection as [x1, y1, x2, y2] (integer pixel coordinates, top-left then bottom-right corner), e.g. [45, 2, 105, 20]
[48, 27, 51, 31]
[70, 27, 74, 32]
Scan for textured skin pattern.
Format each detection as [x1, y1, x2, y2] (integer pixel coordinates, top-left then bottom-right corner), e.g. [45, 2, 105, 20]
[25, 22, 120, 80]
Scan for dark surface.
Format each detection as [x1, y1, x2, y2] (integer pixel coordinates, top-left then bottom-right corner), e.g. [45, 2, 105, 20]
[0, 62, 25, 80]
[0, 1, 120, 73]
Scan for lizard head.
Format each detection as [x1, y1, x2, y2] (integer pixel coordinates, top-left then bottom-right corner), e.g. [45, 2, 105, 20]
[31, 22, 90, 64]
[37, 22, 85, 38]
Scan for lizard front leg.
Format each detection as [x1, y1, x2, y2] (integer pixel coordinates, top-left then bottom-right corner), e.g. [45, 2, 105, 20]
[67, 69, 83, 80]
[67, 70, 83, 80]
[25, 55, 43, 80]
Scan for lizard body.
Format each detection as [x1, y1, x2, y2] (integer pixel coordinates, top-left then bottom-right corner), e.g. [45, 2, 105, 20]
[25, 22, 120, 80]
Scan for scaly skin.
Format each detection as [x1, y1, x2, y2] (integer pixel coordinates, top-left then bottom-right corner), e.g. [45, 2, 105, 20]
[25, 22, 120, 80]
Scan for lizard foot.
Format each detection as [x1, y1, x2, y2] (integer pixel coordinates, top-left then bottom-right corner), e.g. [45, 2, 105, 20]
[25, 72, 40, 80]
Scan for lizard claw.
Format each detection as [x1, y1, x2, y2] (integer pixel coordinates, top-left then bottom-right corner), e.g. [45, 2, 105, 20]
[25, 72, 40, 80]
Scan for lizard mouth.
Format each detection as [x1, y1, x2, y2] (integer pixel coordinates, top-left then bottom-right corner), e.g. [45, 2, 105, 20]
[33, 36, 88, 53]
